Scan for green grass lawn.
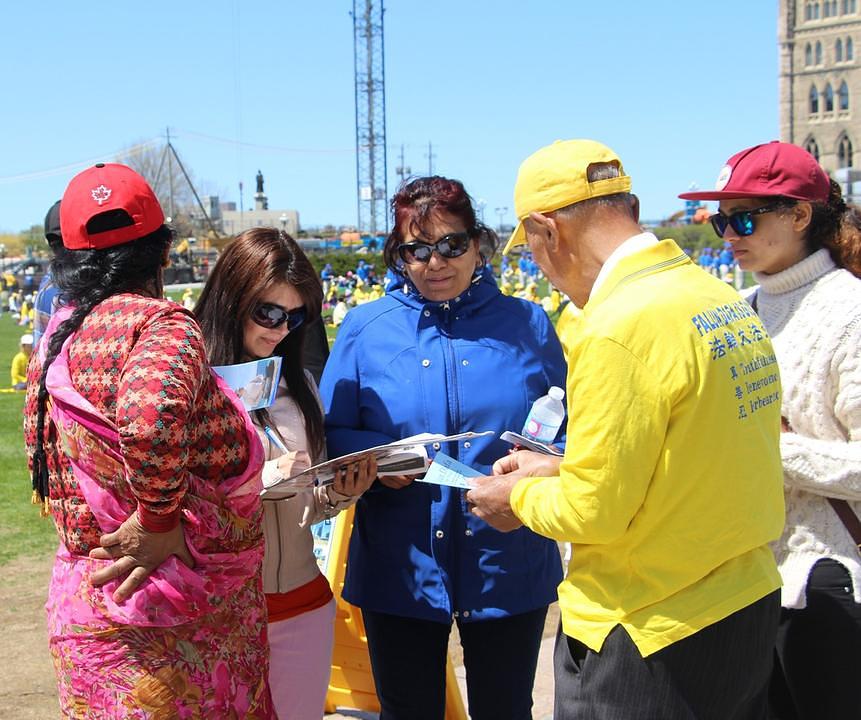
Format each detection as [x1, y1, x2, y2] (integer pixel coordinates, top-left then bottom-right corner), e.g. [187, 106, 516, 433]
[0, 296, 339, 569]
[0, 283, 602, 569]
[0, 312, 57, 566]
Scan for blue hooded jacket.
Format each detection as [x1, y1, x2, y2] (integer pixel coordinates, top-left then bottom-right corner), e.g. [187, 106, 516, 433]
[319, 266, 566, 623]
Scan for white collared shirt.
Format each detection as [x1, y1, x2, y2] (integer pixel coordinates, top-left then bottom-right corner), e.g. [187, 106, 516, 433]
[589, 231, 659, 300]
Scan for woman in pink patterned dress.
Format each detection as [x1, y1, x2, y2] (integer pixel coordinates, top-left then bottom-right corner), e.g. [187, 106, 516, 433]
[24, 163, 274, 718]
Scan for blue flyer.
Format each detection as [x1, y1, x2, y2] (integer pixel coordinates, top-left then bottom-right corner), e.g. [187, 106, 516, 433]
[418, 452, 482, 489]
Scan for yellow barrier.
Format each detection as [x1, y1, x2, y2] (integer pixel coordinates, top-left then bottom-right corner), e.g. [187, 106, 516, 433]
[323, 505, 467, 719]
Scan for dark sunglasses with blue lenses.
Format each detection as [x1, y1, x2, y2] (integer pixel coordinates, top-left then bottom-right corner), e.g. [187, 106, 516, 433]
[397, 231, 473, 264]
[709, 202, 793, 238]
[251, 302, 306, 331]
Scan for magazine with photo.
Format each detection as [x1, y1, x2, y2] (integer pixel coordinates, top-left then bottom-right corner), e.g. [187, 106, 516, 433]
[260, 430, 495, 500]
[212, 356, 282, 412]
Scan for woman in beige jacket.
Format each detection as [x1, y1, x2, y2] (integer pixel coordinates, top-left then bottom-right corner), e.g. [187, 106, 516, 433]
[196, 227, 376, 719]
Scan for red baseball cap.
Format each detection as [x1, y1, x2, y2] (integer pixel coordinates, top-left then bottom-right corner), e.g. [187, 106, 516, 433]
[678, 141, 831, 203]
[60, 163, 165, 250]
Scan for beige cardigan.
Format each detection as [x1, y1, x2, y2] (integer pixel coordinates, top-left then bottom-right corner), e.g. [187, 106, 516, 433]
[258, 374, 356, 595]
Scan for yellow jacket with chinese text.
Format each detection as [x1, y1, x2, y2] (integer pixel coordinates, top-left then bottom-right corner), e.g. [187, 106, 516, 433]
[511, 240, 785, 656]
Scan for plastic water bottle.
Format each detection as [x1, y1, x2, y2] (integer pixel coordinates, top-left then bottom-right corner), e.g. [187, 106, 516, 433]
[521, 386, 565, 443]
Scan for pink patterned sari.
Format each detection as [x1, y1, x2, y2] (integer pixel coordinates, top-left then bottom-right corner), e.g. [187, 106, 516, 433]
[40, 308, 274, 718]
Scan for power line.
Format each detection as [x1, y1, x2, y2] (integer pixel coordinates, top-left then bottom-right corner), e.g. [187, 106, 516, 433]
[0, 140, 162, 184]
[174, 128, 355, 154]
[0, 128, 357, 186]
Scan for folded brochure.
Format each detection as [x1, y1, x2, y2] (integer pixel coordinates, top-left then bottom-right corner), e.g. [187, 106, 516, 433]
[499, 430, 563, 456]
[261, 430, 495, 500]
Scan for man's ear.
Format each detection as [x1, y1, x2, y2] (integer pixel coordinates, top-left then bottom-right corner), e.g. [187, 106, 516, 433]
[528, 212, 559, 251]
[630, 194, 641, 223]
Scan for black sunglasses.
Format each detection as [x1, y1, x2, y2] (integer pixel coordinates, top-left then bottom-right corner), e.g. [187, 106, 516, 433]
[251, 302, 306, 331]
[397, 231, 473, 264]
[709, 202, 793, 238]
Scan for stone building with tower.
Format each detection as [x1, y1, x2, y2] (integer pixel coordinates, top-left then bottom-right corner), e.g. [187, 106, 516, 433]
[780, 0, 861, 197]
[219, 170, 300, 237]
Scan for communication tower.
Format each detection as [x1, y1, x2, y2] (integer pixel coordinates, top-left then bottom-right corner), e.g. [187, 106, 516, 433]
[352, 0, 388, 235]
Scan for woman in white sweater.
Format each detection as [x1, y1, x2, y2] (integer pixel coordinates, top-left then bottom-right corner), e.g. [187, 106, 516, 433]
[195, 228, 376, 719]
[680, 141, 861, 719]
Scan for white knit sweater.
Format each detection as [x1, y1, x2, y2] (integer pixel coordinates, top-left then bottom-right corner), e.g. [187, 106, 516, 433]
[752, 248, 861, 609]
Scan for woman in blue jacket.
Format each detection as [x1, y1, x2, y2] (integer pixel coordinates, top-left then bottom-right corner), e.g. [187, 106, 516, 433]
[319, 176, 566, 720]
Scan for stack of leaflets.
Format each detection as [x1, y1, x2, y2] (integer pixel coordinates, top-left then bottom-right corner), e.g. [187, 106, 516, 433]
[261, 431, 495, 500]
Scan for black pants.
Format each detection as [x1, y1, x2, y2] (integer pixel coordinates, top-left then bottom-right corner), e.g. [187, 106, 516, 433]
[553, 591, 780, 720]
[362, 606, 548, 720]
[768, 559, 861, 720]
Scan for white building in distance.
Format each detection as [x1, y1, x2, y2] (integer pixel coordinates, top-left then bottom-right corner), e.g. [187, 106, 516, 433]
[219, 171, 300, 237]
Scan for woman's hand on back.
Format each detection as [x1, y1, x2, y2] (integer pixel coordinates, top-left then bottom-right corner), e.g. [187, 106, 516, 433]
[88, 512, 195, 603]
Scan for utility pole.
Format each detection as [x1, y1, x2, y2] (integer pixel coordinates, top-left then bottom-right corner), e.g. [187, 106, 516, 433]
[495, 206, 508, 235]
[426, 141, 436, 176]
[395, 143, 411, 185]
[239, 181, 244, 230]
[152, 133, 219, 236]
[352, 0, 388, 235]
[476, 198, 487, 223]
[166, 127, 175, 221]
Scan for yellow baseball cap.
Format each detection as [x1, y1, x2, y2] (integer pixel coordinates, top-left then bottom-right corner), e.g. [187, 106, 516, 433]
[503, 139, 632, 254]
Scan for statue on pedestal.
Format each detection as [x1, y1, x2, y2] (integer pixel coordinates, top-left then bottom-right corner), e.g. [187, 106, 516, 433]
[256, 170, 264, 194]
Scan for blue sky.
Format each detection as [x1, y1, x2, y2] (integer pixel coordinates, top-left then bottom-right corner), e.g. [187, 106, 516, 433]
[0, 1, 778, 234]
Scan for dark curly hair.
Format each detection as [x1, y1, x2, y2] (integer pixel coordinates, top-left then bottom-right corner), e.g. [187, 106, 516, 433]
[30, 226, 173, 502]
[806, 179, 861, 277]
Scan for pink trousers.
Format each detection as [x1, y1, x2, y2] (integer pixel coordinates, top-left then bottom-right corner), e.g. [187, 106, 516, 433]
[268, 597, 337, 720]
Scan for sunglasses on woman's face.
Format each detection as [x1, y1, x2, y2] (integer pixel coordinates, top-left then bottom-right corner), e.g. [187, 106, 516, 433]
[397, 231, 473, 264]
[251, 302, 306, 331]
[709, 202, 791, 238]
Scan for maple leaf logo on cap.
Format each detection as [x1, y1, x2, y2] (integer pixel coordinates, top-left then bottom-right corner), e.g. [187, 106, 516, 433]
[91, 185, 112, 206]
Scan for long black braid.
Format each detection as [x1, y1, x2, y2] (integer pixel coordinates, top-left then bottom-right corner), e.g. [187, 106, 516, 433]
[31, 226, 173, 503]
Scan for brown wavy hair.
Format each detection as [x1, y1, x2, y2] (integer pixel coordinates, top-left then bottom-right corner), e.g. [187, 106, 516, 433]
[194, 228, 325, 460]
[806, 179, 861, 277]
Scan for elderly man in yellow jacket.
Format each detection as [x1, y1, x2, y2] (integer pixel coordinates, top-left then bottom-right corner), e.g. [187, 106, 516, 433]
[467, 139, 785, 720]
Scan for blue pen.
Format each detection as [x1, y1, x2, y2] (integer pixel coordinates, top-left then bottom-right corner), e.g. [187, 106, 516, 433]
[263, 425, 289, 454]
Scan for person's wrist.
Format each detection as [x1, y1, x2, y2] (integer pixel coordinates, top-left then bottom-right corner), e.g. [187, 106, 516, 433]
[322, 486, 340, 517]
[136, 505, 180, 533]
[327, 486, 351, 502]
